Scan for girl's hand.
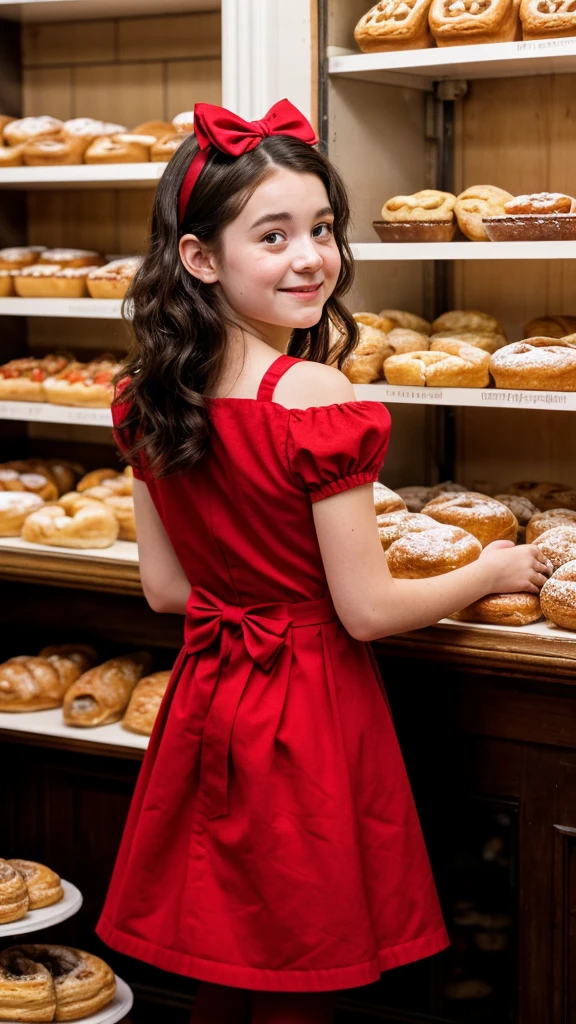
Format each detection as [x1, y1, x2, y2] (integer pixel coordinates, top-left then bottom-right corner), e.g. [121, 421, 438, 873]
[478, 539, 554, 595]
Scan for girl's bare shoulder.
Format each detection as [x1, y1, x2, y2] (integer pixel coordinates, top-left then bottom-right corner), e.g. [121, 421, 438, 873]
[274, 360, 355, 410]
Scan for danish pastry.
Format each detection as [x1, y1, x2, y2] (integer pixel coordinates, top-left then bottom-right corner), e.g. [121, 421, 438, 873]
[0, 945, 116, 1022]
[0, 144, 25, 167]
[524, 314, 576, 339]
[8, 861, 63, 910]
[490, 337, 576, 391]
[22, 499, 119, 549]
[520, 0, 576, 37]
[384, 339, 490, 388]
[381, 189, 456, 222]
[4, 116, 63, 146]
[450, 592, 542, 626]
[341, 323, 392, 383]
[378, 309, 431, 333]
[63, 652, 153, 727]
[354, 0, 434, 52]
[0, 247, 45, 271]
[63, 118, 126, 146]
[429, 0, 521, 45]
[422, 492, 518, 547]
[14, 265, 101, 299]
[0, 860, 29, 925]
[84, 132, 156, 163]
[44, 356, 121, 408]
[0, 469, 57, 502]
[172, 111, 195, 134]
[540, 560, 576, 630]
[505, 192, 575, 215]
[377, 509, 443, 550]
[386, 524, 482, 578]
[23, 133, 86, 166]
[122, 670, 171, 735]
[86, 256, 142, 299]
[526, 508, 576, 543]
[431, 310, 505, 336]
[395, 485, 432, 512]
[374, 482, 406, 514]
[0, 646, 96, 711]
[534, 525, 576, 569]
[151, 133, 185, 161]
[0, 354, 71, 401]
[0, 492, 44, 536]
[37, 248, 104, 269]
[455, 185, 514, 242]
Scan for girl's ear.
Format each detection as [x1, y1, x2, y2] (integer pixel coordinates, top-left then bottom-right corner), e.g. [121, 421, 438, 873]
[179, 234, 219, 284]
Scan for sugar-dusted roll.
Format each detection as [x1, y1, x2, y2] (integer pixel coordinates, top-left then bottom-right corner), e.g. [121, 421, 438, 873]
[450, 592, 542, 626]
[373, 482, 406, 515]
[490, 337, 576, 391]
[386, 524, 482, 578]
[422, 491, 518, 547]
[377, 510, 443, 551]
[540, 560, 576, 630]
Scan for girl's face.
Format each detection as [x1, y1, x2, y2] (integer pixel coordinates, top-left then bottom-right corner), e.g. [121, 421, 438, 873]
[182, 167, 341, 332]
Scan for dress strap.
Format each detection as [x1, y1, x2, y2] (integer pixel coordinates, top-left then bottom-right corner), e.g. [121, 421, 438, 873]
[256, 355, 301, 402]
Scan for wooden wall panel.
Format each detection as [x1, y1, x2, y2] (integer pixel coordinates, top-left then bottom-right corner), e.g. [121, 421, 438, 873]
[73, 63, 164, 126]
[23, 68, 73, 119]
[117, 13, 221, 61]
[166, 59, 222, 114]
[22, 21, 115, 66]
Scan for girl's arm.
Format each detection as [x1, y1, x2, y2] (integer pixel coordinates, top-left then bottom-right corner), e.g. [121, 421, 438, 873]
[313, 484, 551, 641]
[133, 479, 191, 614]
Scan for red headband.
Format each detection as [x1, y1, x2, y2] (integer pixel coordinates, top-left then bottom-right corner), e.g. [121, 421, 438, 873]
[177, 98, 318, 227]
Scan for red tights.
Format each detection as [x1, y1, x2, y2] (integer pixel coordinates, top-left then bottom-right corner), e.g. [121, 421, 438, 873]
[190, 981, 337, 1023]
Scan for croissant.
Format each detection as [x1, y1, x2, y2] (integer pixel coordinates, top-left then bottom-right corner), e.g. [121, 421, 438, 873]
[0, 646, 97, 712]
[0, 945, 116, 1022]
[8, 861, 63, 910]
[63, 652, 153, 727]
[0, 860, 29, 925]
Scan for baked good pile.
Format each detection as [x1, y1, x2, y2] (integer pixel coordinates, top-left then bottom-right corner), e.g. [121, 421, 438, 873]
[354, 0, 576, 53]
[0, 943, 116, 1021]
[0, 111, 193, 167]
[0, 462, 136, 548]
[0, 246, 141, 298]
[0, 644, 170, 735]
[375, 188, 576, 242]
[372, 478, 576, 629]
[339, 307, 576, 391]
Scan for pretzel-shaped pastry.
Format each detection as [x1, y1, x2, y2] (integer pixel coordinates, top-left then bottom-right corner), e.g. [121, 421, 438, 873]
[377, 509, 444, 550]
[429, 0, 521, 45]
[354, 0, 434, 51]
[384, 338, 490, 388]
[520, 0, 576, 37]
[382, 189, 456, 222]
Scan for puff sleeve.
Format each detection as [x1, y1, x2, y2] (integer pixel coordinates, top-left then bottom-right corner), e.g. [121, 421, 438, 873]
[111, 383, 145, 480]
[287, 401, 391, 502]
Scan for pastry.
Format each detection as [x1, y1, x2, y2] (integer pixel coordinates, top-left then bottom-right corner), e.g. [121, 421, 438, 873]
[1, 460, 81, 498]
[454, 185, 514, 241]
[354, 0, 434, 51]
[172, 110, 195, 134]
[0, 270, 14, 296]
[540, 560, 576, 629]
[430, 329, 505, 354]
[0, 945, 116, 1022]
[490, 336, 576, 391]
[450, 592, 542, 625]
[0, 646, 96, 711]
[37, 248, 104, 269]
[494, 494, 540, 527]
[395, 485, 432, 511]
[526, 508, 576, 543]
[373, 482, 406, 514]
[44, 356, 121, 408]
[4, 116, 63, 146]
[341, 323, 392, 383]
[534, 525, 576, 569]
[0, 492, 44, 536]
[378, 309, 431, 334]
[381, 189, 456, 222]
[386, 327, 430, 354]
[428, 480, 468, 497]
[508, 481, 576, 511]
[77, 468, 121, 491]
[377, 509, 443, 550]
[78, 490, 136, 541]
[22, 498, 119, 549]
[505, 192, 576, 214]
[0, 145, 25, 167]
[524, 314, 576, 339]
[23, 133, 86, 166]
[0, 247, 45, 271]
[431, 310, 505, 336]
[131, 119, 173, 139]
[150, 133, 185, 161]
[0, 354, 72, 401]
[63, 652, 153, 727]
[0, 469, 58, 502]
[384, 339, 490, 388]
[429, 0, 521, 45]
[386, 524, 482, 578]
[84, 132, 156, 163]
[520, 0, 576, 36]
[14, 265, 101, 299]
[0, 860, 29, 925]
[8, 861, 63, 910]
[0, 114, 16, 135]
[86, 256, 142, 299]
[63, 118, 126, 147]
[422, 491, 518, 546]
[122, 670, 171, 735]
[354, 312, 395, 333]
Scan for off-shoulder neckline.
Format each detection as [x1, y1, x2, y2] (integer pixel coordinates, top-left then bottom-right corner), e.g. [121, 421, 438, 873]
[206, 396, 387, 413]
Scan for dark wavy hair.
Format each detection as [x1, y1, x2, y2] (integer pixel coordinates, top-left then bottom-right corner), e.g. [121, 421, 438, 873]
[115, 133, 358, 477]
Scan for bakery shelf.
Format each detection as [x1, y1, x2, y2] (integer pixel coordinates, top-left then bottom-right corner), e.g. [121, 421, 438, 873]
[0, 880, 83, 937]
[328, 38, 576, 88]
[0, 0, 218, 21]
[0, 401, 113, 426]
[354, 383, 576, 410]
[0, 163, 167, 190]
[350, 241, 576, 261]
[0, 708, 148, 756]
[0, 537, 141, 595]
[0, 298, 123, 318]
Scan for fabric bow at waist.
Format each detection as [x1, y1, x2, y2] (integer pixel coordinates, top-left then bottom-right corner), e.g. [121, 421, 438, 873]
[180, 587, 337, 819]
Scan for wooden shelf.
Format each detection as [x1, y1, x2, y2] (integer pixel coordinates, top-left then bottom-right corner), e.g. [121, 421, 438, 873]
[0, 0, 218, 20]
[0, 298, 123, 318]
[354, 383, 576, 410]
[0, 537, 141, 595]
[329, 38, 576, 89]
[0, 401, 113, 425]
[350, 241, 576, 261]
[0, 707, 148, 758]
[0, 163, 167, 190]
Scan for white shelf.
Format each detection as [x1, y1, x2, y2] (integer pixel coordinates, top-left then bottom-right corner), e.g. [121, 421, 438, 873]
[0, 880, 83, 937]
[0, 707, 148, 750]
[329, 38, 576, 89]
[0, 401, 113, 426]
[0, 163, 167, 190]
[350, 241, 576, 261]
[0, 536, 138, 563]
[437, 616, 576, 642]
[0, 0, 218, 20]
[354, 383, 576, 410]
[0, 298, 123, 318]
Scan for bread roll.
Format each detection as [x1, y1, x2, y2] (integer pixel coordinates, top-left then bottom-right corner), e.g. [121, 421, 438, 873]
[8, 861, 63, 910]
[341, 323, 392, 383]
[382, 190, 456, 222]
[63, 652, 153, 727]
[493, 494, 540, 526]
[378, 310, 431, 334]
[172, 111, 195, 134]
[431, 310, 505, 337]
[131, 119, 173, 139]
[430, 329, 505, 354]
[386, 524, 481, 578]
[122, 670, 171, 735]
[23, 133, 86, 166]
[384, 340, 490, 388]
[450, 592, 542, 626]
[76, 468, 119, 491]
[422, 492, 518, 547]
[490, 337, 576, 391]
[534, 525, 576, 569]
[354, 312, 395, 334]
[377, 510, 443, 550]
[373, 482, 406, 514]
[428, 480, 468, 497]
[86, 256, 142, 299]
[37, 248, 103, 269]
[524, 314, 576, 339]
[0, 646, 95, 712]
[540, 560, 576, 630]
[526, 508, 576, 543]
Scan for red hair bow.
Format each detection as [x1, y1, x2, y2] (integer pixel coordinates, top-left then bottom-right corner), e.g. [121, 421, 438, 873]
[178, 98, 318, 226]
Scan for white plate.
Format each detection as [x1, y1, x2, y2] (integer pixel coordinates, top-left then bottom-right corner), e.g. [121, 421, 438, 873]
[0, 879, 82, 936]
[0, 977, 133, 1024]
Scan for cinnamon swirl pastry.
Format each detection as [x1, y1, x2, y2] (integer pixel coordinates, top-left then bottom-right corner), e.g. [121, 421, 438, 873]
[0, 945, 116, 1022]
[0, 860, 29, 925]
[8, 861, 63, 910]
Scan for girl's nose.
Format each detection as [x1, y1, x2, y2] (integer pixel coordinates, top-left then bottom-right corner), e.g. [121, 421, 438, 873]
[291, 238, 324, 273]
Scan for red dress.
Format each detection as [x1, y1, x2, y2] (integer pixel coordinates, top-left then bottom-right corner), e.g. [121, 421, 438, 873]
[96, 354, 448, 992]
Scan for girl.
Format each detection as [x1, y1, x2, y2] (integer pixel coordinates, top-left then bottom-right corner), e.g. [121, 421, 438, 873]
[97, 100, 551, 1024]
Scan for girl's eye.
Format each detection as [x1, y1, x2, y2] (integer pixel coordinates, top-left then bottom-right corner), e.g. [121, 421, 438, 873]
[263, 232, 284, 245]
[312, 222, 334, 239]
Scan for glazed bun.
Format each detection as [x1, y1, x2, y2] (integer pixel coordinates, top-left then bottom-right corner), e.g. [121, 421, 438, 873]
[386, 524, 482, 578]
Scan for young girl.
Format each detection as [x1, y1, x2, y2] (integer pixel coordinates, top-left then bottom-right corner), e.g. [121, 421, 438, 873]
[96, 100, 552, 1024]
